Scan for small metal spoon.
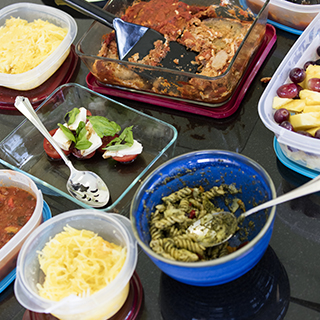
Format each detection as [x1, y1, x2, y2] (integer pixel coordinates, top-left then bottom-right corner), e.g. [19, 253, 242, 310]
[14, 96, 110, 208]
[188, 174, 320, 247]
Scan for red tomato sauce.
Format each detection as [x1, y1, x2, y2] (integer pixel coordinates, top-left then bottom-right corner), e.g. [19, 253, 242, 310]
[0, 186, 36, 249]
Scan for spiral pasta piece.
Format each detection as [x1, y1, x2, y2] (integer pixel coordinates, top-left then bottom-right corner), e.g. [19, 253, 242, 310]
[148, 184, 242, 262]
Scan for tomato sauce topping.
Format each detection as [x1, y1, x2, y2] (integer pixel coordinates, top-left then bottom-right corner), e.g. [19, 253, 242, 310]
[0, 186, 36, 249]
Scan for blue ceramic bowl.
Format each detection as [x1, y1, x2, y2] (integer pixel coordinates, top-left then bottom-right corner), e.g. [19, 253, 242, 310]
[130, 150, 276, 286]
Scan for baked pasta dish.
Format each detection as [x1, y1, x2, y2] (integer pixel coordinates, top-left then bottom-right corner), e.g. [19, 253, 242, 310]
[92, 0, 267, 105]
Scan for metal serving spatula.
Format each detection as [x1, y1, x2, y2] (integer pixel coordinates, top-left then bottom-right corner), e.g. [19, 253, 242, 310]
[56, 0, 198, 73]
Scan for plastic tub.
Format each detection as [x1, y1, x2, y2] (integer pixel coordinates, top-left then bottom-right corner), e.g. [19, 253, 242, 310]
[258, 12, 320, 172]
[0, 2, 77, 91]
[244, 0, 319, 31]
[14, 209, 138, 320]
[0, 170, 43, 283]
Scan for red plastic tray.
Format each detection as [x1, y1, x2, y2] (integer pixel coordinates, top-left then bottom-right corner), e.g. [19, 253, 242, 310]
[87, 24, 276, 119]
[22, 271, 143, 320]
[0, 45, 79, 111]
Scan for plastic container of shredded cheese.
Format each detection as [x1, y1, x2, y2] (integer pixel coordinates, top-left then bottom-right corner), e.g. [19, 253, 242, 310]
[0, 3, 77, 91]
[14, 209, 138, 320]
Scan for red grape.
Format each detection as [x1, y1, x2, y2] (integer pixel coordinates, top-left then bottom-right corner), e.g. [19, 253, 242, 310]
[280, 121, 294, 131]
[274, 108, 290, 123]
[304, 61, 315, 70]
[277, 83, 300, 99]
[296, 130, 313, 137]
[307, 78, 320, 92]
[314, 129, 320, 139]
[317, 46, 320, 56]
[289, 67, 306, 84]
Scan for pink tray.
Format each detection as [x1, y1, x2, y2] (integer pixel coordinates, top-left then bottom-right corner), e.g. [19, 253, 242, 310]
[87, 24, 276, 119]
[0, 45, 79, 112]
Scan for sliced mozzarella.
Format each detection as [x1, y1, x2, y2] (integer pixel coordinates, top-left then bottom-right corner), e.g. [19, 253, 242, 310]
[102, 140, 143, 159]
[68, 107, 87, 131]
[52, 125, 72, 151]
[80, 121, 102, 157]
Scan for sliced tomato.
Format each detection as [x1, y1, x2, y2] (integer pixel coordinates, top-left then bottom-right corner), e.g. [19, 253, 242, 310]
[98, 134, 119, 153]
[112, 154, 138, 163]
[72, 148, 96, 160]
[43, 128, 72, 160]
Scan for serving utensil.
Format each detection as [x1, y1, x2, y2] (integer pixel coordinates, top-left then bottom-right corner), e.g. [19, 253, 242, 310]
[14, 96, 110, 208]
[55, 0, 198, 73]
[188, 174, 320, 247]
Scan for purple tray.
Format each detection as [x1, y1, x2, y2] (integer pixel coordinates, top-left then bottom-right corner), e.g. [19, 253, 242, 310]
[87, 24, 276, 119]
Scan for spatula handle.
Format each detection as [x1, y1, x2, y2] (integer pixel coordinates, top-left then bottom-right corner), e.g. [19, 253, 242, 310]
[55, 0, 116, 29]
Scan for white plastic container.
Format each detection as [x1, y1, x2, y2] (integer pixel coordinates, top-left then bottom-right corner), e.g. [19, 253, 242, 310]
[0, 2, 77, 91]
[0, 170, 43, 282]
[14, 209, 138, 320]
[244, 0, 320, 31]
[258, 12, 320, 172]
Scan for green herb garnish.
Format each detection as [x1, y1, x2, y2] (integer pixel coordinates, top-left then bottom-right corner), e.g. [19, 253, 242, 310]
[87, 116, 121, 138]
[105, 126, 134, 151]
[57, 123, 76, 143]
[64, 108, 80, 126]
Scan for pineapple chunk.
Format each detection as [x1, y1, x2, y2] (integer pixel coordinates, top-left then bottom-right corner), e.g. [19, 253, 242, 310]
[290, 112, 320, 130]
[300, 65, 320, 88]
[272, 96, 293, 109]
[276, 99, 305, 112]
[303, 105, 320, 113]
[299, 89, 320, 105]
[307, 126, 320, 136]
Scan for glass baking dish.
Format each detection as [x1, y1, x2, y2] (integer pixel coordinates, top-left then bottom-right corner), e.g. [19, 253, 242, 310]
[0, 83, 177, 212]
[75, 0, 269, 107]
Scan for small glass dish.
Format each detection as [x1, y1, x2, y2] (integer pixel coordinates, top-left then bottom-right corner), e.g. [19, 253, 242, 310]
[0, 83, 177, 211]
[76, 0, 269, 107]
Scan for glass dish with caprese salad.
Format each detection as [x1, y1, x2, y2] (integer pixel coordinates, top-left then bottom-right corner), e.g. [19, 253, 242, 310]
[0, 83, 178, 211]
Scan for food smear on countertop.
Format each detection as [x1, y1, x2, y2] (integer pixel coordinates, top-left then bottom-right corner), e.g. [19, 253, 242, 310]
[0, 186, 36, 249]
[37, 225, 127, 301]
[0, 17, 67, 74]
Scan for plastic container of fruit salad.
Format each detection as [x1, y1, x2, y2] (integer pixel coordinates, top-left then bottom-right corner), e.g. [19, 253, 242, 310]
[258, 11, 320, 172]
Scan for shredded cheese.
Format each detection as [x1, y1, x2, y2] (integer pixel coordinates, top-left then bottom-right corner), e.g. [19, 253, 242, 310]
[36, 225, 127, 301]
[0, 17, 68, 74]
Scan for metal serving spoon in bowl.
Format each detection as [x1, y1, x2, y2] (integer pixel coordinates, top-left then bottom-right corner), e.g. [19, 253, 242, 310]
[14, 96, 110, 208]
[187, 174, 320, 247]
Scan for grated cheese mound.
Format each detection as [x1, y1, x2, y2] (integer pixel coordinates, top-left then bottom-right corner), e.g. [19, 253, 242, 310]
[36, 225, 127, 301]
[0, 17, 68, 74]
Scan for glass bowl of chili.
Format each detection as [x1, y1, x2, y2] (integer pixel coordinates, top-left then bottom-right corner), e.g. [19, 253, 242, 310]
[0, 169, 43, 283]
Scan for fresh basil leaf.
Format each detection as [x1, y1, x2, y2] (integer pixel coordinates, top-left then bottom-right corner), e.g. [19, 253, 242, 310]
[105, 126, 134, 151]
[75, 139, 92, 150]
[57, 123, 76, 142]
[87, 116, 121, 138]
[75, 122, 92, 150]
[75, 121, 86, 137]
[64, 108, 80, 126]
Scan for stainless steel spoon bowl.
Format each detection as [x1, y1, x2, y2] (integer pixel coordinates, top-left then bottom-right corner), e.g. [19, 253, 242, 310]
[188, 174, 320, 247]
[14, 96, 110, 208]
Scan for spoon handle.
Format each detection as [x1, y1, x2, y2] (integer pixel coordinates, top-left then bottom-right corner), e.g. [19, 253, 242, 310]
[14, 97, 72, 167]
[242, 174, 320, 218]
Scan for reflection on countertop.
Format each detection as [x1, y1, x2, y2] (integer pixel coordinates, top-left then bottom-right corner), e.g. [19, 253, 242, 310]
[160, 246, 290, 320]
